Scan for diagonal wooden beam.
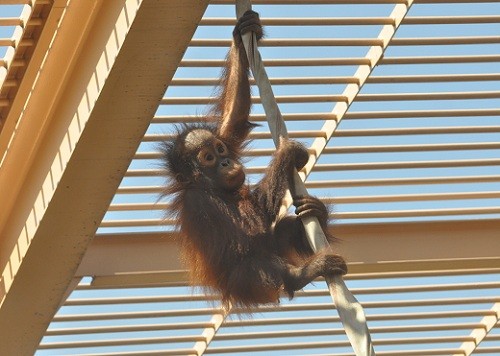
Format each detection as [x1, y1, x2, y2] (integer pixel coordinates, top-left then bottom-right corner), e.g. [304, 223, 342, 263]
[455, 303, 500, 356]
[0, 0, 208, 353]
[193, 312, 228, 356]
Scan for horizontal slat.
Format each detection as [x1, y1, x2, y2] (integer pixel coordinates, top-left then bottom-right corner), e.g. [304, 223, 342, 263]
[64, 294, 215, 306]
[247, 129, 327, 139]
[218, 334, 476, 345]
[404, 15, 500, 24]
[200, 17, 395, 26]
[170, 76, 359, 86]
[151, 109, 499, 124]
[101, 206, 500, 227]
[179, 55, 500, 67]
[336, 207, 500, 219]
[314, 158, 500, 171]
[109, 190, 500, 210]
[356, 91, 500, 102]
[344, 108, 500, 119]
[53, 308, 223, 322]
[212, 0, 409, 4]
[0, 0, 30, 4]
[391, 36, 500, 46]
[212, 0, 500, 3]
[0, 59, 25, 69]
[204, 336, 474, 354]
[0, 79, 17, 88]
[39, 335, 206, 350]
[335, 126, 500, 136]
[161, 94, 349, 105]
[189, 37, 500, 47]
[245, 297, 500, 313]
[0, 38, 15, 46]
[100, 219, 170, 228]
[18, 38, 35, 47]
[117, 186, 162, 194]
[368, 73, 500, 83]
[225, 311, 496, 329]
[302, 281, 500, 296]
[115, 175, 500, 195]
[180, 58, 371, 67]
[143, 126, 500, 143]
[193, 14, 500, 27]
[62, 282, 500, 306]
[0, 18, 23, 26]
[380, 54, 500, 65]
[108, 203, 164, 211]
[44, 322, 484, 341]
[120, 163, 367, 177]
[326, 191, 500, 203]
[190, 38, 384, 46]
[134, 142, 500, 160]
[162, 91, 500, 105]
[416, 0, 500, 3]
[125, 158, 500, 177]
[215, 323, 485, 341]
[475, 347, 500, 354]
[323, 142, 500, 153]
[305, 175, 500, 187]
[142, 130, 326, 142]
[153, 113, 337, 124]
[71, 349, 194, 356]
[268, 350, 464, 356]
[350, 268, 500, 280]
[46, 321, 214, 336]
[168, 74, 500, 87]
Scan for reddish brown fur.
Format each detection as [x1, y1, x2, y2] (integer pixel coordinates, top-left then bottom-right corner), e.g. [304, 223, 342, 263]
[161, 11, 346, 310]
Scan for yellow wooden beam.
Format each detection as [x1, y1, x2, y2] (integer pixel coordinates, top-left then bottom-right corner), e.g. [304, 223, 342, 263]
[76, 219, 500, 287]
[0, 0, 208, 353]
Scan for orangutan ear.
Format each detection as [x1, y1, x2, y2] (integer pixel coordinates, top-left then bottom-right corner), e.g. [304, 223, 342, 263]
[175, 173, 190, 185]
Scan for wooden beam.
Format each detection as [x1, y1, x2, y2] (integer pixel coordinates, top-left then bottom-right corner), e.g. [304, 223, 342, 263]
[335, 219, 500, 274]
[0, 0, 208, 353]
[76, 219, 500, 286]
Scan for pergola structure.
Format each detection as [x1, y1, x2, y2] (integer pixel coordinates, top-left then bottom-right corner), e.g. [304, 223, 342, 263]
[0, 1, 499, 355]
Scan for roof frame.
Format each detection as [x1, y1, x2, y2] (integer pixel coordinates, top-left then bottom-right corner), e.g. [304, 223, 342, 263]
[0, 0, 209, 353]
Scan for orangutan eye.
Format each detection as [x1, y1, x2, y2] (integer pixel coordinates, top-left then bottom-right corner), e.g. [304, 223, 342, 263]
[205, 153, 215, 161]
[215, 140, 228, 155]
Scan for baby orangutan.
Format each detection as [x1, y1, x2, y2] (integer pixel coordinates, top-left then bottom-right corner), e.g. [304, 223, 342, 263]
[161, 10, 346, 309]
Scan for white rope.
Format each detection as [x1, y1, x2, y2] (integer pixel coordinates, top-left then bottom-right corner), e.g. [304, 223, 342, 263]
[235, 1, 375, 355]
